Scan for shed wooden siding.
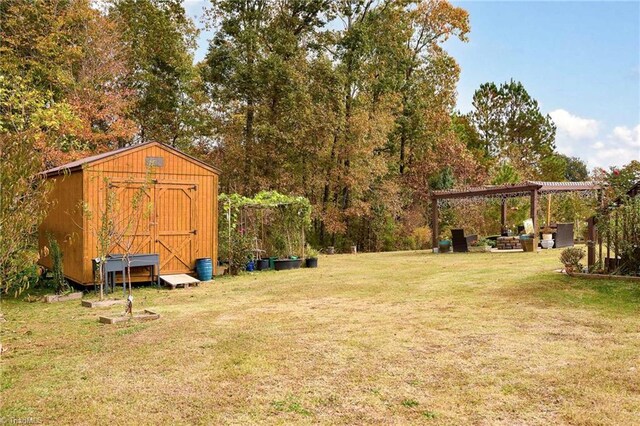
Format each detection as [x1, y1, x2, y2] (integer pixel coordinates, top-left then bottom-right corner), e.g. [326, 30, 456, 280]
[38, 143, 218, 285]
[38, 172, 84, 284]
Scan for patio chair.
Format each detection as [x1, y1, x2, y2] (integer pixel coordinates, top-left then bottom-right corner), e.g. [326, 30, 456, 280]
[554, 223, 574, 248]
[451, 229, 478, 253]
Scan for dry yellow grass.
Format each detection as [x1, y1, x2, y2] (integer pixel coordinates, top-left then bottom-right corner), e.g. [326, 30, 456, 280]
[1, 249, 639, 425]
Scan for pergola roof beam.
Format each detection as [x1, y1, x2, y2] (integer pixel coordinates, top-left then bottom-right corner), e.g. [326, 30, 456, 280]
[431, 181, 600, 200]
[431, 183, 540, 200]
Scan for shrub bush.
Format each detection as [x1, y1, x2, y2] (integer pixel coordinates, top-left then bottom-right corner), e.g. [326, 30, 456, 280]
[559, 247, 585, 270]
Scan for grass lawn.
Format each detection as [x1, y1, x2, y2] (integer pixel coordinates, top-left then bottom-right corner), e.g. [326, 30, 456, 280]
[1, 249, 639, 425]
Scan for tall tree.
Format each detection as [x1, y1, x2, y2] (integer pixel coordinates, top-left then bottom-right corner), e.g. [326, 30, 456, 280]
[1, 0, 136, 165]
[0, 78, 51, 294]
[393, 0, 469, 176]
[66, 11, 137, 151]
[538, 153, 568, 181]
[202, 0, 331, 193]
[201, 0, 480, 249]
[110, 0, 201, 147]
[470, 80, 556, 177]
[203, 0, 262, 190]
[562, 155, 589, 182]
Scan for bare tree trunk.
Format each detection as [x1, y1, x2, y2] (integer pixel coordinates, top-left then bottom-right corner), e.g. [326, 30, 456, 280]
[321, 132, 339, 244]
[244, 100, 255, 193]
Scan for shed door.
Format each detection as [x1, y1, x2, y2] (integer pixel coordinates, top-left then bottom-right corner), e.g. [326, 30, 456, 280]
[108, 182, 155, 256]
[154, 183, 198, 274]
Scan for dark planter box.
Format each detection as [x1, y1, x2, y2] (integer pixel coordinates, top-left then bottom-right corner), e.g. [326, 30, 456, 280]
[305, 258, 318, 268]
[274, 259, 302, 271]
[256, 259, 269, 271]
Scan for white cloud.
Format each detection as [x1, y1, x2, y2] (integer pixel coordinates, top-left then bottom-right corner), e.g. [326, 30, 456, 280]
[549, 109, 600, 140]
[549, 109, 639, 169]
[612, 125, 640, 148]
[586, 124, 640, 169]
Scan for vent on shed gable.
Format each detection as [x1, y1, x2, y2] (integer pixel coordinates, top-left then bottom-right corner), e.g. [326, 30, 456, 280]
[145, 156, 164, 167]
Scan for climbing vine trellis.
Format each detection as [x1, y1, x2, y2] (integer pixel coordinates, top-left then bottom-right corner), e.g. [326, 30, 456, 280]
[218, 191, 312, 274]
[594, 195, 640, 275]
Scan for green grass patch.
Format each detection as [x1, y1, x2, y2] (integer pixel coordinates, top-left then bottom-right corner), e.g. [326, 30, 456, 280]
[536, 274, 640, 315]
[271, 396, 311, 416]
[422, 410, 437, 419]
[401, 399, 419, 408]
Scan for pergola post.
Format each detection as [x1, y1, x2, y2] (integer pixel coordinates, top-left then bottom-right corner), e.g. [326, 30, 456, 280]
[530, 190, 539, 231]
[587, 216, 597, 269]
[500, 199, 507, 233]
[431, 197, 438, 250]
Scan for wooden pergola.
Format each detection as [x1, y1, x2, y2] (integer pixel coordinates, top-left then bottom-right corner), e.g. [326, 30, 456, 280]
[430, 181, 602, 248]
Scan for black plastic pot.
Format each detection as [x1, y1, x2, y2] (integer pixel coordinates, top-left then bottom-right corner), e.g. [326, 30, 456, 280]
[273, 259, 302, 271]
[305, 258, 318, 268]
[256, 259, 269, 271]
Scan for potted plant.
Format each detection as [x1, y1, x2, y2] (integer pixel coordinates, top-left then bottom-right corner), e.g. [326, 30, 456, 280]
[438, 239, 451, 253]
[559, 247, 585, 274]
[519, 233, 537, 252]
[305, 245, 319, 268]
[435, 229, 451, 253]
[274, 258, 303, 270]
[541, 226, 554, 249]
[273, 246, 302, 270]
[255, 257, 270, 271]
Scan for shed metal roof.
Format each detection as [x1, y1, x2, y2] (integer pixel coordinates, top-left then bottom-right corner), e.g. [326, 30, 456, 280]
[40, 142, 220, 177]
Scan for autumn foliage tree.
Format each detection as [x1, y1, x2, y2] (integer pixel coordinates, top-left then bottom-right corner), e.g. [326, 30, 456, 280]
[201, 0, 484, 250]
[109, 0, 204, 148]
[0, 0, 619, 271]
[0, 80, 51, 294]
[0, 0, 137, 166]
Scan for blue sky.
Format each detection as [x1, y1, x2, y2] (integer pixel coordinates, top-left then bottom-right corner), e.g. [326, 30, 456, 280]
[447, 1, 640, 170]
[186, 0, 639, 170]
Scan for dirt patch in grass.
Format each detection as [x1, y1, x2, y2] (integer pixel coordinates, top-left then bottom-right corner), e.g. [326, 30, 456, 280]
[1, 249, 639, 424]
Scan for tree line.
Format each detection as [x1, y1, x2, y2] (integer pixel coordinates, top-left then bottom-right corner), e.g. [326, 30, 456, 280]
[4, 0, 634, 291]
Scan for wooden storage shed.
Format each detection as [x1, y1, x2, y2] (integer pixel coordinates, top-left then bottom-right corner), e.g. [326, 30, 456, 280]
[38, 142, 219, 285]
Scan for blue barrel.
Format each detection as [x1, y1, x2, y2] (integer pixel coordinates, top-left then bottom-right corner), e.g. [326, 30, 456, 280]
[195, 258, 213, 281]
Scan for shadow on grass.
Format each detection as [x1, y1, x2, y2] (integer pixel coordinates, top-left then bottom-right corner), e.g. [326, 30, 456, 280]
[496, 271, 640, 316]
